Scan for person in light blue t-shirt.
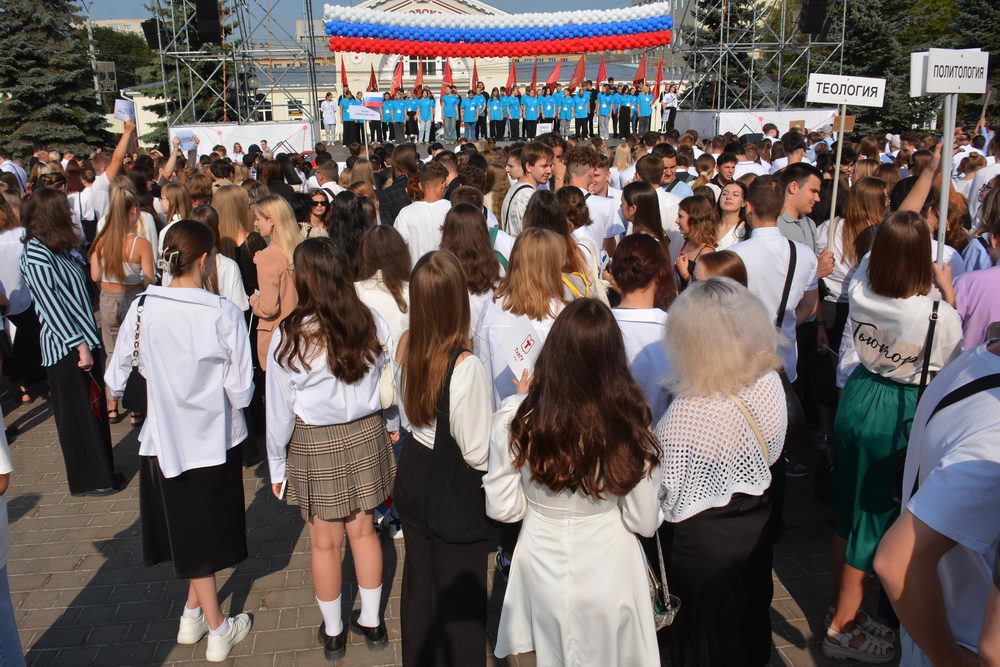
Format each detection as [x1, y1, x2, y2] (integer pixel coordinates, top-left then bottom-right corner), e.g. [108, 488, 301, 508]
[441, 87, 459, 142]
[417, 89, 435, 143]
[522, 89, 540, 139]
[506, 88, 523, 140]
[488, 90, 505, 141]
[556, 87, 572, 136]
[461, 90, 480, 141]
[637, 85, 654, 135]
[390, 92, 407, 142]
[573, 90, 589, 137]
[541, 87, 557, 128]
[597, 84, 616, 140]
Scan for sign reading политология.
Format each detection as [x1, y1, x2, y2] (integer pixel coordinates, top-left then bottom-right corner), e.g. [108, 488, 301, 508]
[925, 48, 989, 94]
[806, 73, 886, 108]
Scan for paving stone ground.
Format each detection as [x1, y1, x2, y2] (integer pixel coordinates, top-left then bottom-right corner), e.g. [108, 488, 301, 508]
[1, 383, 895, 667]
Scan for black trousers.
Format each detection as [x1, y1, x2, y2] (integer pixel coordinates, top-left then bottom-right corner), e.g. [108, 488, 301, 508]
[342, 121, 356, 146]
[618, 109, 631, 138]
[611, 111, 619, 137]
[575, 118, 587, 136]
[553, 118, 562, 134]
[666, 107, 678, 131]
[587, 111, 595, 136]
[47, 348, 116, 494]
[523, 119, 537, 138]
[490, 119, 504, 141]
[508, 119, 520, 140]
[395, 440, 489, 667]
[5, 307, 45, 387]
[370, 120, 385, 143]
[476, 116, 487, 141]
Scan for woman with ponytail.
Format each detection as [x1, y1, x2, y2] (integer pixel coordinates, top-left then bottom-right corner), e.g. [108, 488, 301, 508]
[89, 187, 154, 424]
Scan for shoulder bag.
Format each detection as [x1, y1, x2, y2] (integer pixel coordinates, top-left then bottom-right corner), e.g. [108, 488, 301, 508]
[642, 527, 680, 630]
[425, 348, 491, 543]
[121, 295, 148, 415]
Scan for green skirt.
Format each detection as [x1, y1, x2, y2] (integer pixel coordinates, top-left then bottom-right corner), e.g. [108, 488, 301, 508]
[833, 365, 918, 572]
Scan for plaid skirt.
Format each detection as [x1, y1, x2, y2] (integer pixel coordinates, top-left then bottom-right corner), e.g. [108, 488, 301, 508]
[286, 413, 395, 521]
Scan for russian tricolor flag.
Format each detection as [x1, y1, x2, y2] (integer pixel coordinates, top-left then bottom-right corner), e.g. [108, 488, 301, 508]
[363, 92, 383, 109]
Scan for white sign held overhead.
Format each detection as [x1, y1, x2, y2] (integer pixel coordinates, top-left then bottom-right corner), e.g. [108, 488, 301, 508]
[806, 73, 886, 107]
[925, 48, 989, 94]
[113, 98, 136, 121]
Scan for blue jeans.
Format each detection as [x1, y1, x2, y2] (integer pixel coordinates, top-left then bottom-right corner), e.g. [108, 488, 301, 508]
[418, 119, 432, 143]
[0, 566, 24, 667]
[444, 117, 457, 142]
[464, 121, 476, 141]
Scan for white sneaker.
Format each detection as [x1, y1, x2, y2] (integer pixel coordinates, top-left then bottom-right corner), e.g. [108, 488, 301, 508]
[177, 613, 209, 644]
[205, 613, 252, 662]
[388, 518, 404, 540]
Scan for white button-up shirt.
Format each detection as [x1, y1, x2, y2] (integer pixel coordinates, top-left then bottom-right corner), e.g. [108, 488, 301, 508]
[106, 286, 254, 478]
[395, 199, 452, 267]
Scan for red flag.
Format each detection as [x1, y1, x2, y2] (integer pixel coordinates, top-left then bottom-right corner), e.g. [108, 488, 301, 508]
[568, 55, 586, 93]
[652, 57, 664, 98]
[87, 373, 103, 421]
[505, 60, 517, 92]
[391, 58, 403, 94]
[530, 60, 538, 89]
[340, 56, 348, 89]
[633, 52, 647, 86]
[546, 59, 562, 88]
[414, 59, 424, 96]
[367, 64, 378, 92]
[596, 57, 607, 85]
[441, 58, 454, 97]
[471, 60, 479, 91]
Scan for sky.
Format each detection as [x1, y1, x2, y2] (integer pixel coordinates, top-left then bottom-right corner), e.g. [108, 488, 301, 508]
[90, 0, 631, 25]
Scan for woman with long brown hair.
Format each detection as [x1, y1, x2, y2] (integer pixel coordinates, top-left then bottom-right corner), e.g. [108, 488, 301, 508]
[620, 181, 670, 256]
[674, 195, 720, 288]
[214, 184, 266, 298]
[392, 250, 493, 667]
[378, 144, 421, 225]
[301, 189, 331, 239]
[89, 187, 154, 424]
[440, 203, 501, 328]
[715, 181, 748, 250]
[474, 228, 567, 409]
[521, 189, 593, 300]
[266, 238, 395, 660]
[485, 297, 662, 666]
[355, 225, 411, 344]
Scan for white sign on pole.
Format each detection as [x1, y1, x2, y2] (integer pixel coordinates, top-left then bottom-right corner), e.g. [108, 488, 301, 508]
[349, 105, 381, 121]
[806, 73, 886, 107]
[925, 48, 990, 94]
[910, 52, 930, 97]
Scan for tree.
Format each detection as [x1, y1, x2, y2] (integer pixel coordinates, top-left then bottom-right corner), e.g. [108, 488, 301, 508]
[83, 25, 160, 109]
[951, 0, 1000, 125]
[0, 0, 111, 155]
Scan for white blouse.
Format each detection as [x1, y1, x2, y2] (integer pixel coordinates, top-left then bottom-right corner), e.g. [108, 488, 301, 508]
[612, 308, 671, 424]
[394, 353, 492, 471]
[265, 310, 394, 483]
[106, 286, 254, 478]
[355, 272, 410, 344]
[162, 253, 249, 312]
[656, 371, 786, 523]
[815, 218, 859, 304]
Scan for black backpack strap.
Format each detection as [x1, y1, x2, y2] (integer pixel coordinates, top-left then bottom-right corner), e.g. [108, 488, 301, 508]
[917, 301, 940, 399]
[775, 239, 797, 329]
[503, 184, 534, 232]
[664, 178, 681, 193]
[929, 373, 1000, 421]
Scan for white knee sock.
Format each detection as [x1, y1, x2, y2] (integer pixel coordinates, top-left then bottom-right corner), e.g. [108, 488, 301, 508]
[317, 595, 342, 636]
[358, 585, 382, 628]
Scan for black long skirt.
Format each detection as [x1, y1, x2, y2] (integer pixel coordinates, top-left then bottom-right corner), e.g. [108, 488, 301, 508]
[5, 307, 45, 388]
[46, 348, 116, 494]
[140, 444, 247, 579]
[660, 492, 774, 667]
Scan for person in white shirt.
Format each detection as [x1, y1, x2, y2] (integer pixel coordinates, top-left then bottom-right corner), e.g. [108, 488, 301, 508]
[655, 144, 696, 201]
[105, 221, 254, 663]
[825, 210, 963, 664]
[485, 298, 663, 667]
[306, 161, 345, 200]
[91, 121, 135, 220]
[733, 143, 770, 180]
[875, 340, 1000, 667]
[394, 162, 451, 267]
[635, 154, 683, 260]
[320, 92, 339, 146]
[392, 251, 493, 667]
[231, 143, 245, 165]
[0, 407, 23, 666]
[609, 234, 672, 421]
[563, 146, 625, 252]
[731, 176, 819, 382]
[266, 238, 395, 659]
[716, 181, 748, 250]
[965, 136, 1000, 222]
[500, 142, 553, 236]
[654, 277, 787, 667]
[355, 225, 411, 345]
[440, 204, 501, 330]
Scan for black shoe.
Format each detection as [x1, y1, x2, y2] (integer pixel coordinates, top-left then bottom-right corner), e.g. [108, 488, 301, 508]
[349, 609, 388, 650]
[318, 621, 347, 661]
[71, 473, 126, 497]
[494, 550, 511, 583]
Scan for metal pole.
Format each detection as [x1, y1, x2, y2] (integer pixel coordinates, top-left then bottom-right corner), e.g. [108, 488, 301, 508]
[304, 0, 321, 145]
[935, 93, 956, 265]
[81, 0, 103, 108]
[827, 103, 847, 249]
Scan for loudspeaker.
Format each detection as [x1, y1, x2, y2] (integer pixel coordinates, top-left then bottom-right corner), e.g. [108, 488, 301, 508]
[194, 0, 222, 44]
[799, 0, 827, 37]
[141, 18, 164, 50]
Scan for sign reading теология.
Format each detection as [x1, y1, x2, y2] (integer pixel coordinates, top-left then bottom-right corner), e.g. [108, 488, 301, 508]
[806, 73, 886, 108]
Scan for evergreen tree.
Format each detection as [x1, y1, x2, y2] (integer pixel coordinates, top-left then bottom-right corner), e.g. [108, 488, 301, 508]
[0, 0, 111, 155]
[952, 0, 1000, 123]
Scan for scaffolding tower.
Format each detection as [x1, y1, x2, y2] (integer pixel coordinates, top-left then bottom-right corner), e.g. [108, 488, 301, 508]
[659, 0, 846, 110]
[152, 0, 321, 140]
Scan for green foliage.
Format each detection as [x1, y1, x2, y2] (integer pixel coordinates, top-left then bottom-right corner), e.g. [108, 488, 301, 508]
[84, 25, 160, 107]
[0, 0, 111, 155]
[951, 0, 1000, 125]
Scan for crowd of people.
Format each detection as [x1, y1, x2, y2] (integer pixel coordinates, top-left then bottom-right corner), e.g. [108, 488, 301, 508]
[0, 107, 998, 667]
[323, 79, 683, 146]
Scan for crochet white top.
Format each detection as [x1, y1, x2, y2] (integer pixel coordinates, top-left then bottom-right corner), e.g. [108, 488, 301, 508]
[655, 370, 787, 523]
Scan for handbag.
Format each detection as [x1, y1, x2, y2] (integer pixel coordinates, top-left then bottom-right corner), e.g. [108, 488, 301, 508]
[424, 348, 491, 544]
[642, 530, 681, 630]
[121, 295, 148, 415]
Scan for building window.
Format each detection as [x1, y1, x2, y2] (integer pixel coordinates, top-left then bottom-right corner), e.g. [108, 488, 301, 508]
[288, 98, 305, 118]
[254, 95, 273, 122]
[408, 57, 438, 77]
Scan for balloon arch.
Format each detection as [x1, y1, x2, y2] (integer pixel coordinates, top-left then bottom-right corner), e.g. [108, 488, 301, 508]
[322, 2, 673, 58]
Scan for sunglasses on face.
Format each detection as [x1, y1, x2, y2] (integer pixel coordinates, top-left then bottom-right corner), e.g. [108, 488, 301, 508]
[311, 200, 328, 208]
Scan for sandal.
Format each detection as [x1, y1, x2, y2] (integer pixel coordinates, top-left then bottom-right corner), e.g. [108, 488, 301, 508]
[825, 607, 896, 642]
[822, 625, 895, 664]
[107, 409, 127, 424]
[20, 387, 31, 403]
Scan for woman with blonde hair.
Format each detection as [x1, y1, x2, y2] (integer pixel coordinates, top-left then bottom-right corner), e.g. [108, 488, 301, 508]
[474, 227, 566, 409]
[610, 142, 634, 190]
[655, 277, 787, 667]
[249, 195, 301, 370]
[852, 159, 880, 183]
[89, 187, 155, 424]
[349, 158, 376, 191]
[348, 182, 380, 226]
[158, 182, 193, 254]
[675, 195, 720, 287]
[484, 162, 510, 221]
[690, 154, 717, 189]
[214, 184, 266, 298]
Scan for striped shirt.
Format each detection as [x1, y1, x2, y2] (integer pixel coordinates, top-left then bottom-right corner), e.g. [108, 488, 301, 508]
[19, 238, 101, 366]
